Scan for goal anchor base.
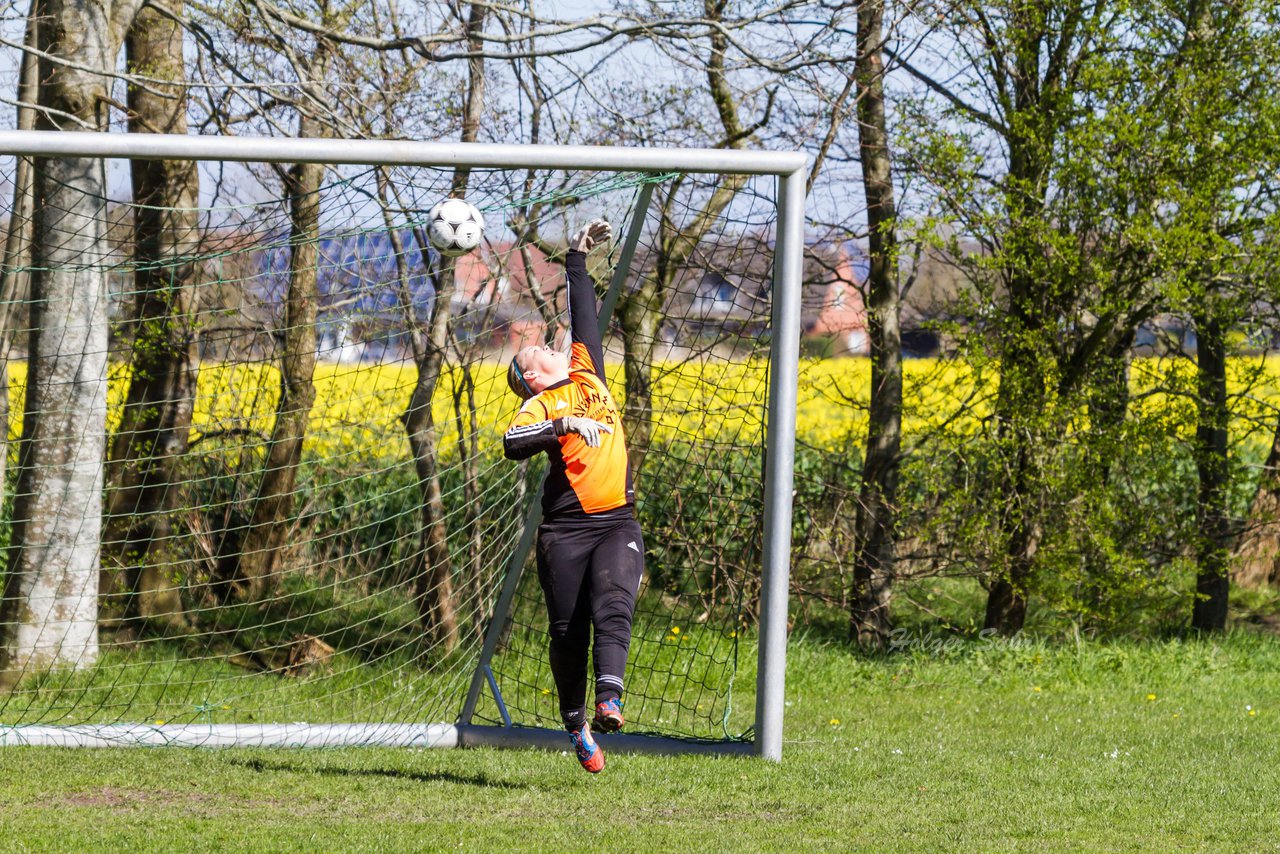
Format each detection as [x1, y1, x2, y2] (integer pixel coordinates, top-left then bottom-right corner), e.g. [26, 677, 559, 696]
[457, 724, 753, 757]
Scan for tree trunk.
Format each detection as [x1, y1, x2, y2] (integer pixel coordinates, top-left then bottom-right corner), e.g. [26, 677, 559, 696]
[0, 8, 40, 521]
[1089, 332, 1135, 482]
[450, 0, 487, 198]
[1233, 414, 1280, 589]
[981, 13, 1056, 636]
[618, 172, 747, 479]
[619, 285, 660, 477]
[402, 263, 460, 653]
[983, 338, 1045, 636]
[1079, 329, 1136, 611]
[0, 0, 148, 686]
[849, 0, 901, 648]
[389, 0, 489, 651]
[982, 261, 1051, 633]
[451, 353, 485, 638]
[101, 0, 198, 632]
[451, 1, 488, 641]
[984, 450, 1042, 637]
[1191, 312, 1230, 631]
[372, 172, 459, 651]
[213, 120, 323, 603]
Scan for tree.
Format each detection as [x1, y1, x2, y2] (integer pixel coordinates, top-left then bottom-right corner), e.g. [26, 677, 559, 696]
[382, 0, 497, 653]
[359, 0, 500, 652]
[1149, 0, 1280, 630]
[970, 1, 1098, 635]
[212, 76, 328, 604]
[102, 0, 201, 631]
[895, 0, 1180, 634]
[0, 6, 39, 522]
[615, 0, 776, 475]
[200, 3, 345, 602]
[847, 0, 902, 647]
[0, 0, 147, 688]
[392, 218, 461, 651]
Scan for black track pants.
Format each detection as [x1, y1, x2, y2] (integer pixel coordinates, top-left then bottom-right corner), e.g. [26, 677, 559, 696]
[535, 512, 644, 726]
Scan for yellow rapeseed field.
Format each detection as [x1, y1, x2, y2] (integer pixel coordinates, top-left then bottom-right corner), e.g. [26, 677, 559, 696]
[179, 357, 989, 459]
[5, 353, 1280, 464]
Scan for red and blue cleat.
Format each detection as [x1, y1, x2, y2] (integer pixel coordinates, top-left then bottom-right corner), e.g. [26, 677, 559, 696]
[568, 722, 605, 773]
[593, 697, 625, 733]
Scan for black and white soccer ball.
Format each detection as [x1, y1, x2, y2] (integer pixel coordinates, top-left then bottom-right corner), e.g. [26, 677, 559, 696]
[427, 198, 484, 257]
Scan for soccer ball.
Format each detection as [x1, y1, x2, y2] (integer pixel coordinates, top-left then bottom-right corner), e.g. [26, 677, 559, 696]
[427, 198, 484, 257]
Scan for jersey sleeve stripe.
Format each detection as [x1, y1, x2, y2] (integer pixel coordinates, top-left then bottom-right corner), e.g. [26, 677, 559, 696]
[506, 423, 555, 437]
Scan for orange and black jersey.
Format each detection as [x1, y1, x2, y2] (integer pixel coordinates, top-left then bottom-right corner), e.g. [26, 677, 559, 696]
[503, 251, 634, 518]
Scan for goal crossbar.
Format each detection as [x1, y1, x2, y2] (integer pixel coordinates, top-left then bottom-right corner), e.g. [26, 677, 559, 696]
[0, 131, 807, 761]
[0, 130, 806, 176]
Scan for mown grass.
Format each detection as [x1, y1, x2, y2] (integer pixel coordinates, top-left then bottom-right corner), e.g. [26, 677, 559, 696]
[3, 628, 1280, 852]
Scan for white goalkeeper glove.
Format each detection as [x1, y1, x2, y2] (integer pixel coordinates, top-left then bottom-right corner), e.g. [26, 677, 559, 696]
[556, 416, 613, 447]
[569, 219, 613, 254]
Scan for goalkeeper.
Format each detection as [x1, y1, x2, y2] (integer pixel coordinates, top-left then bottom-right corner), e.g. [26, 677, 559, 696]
[502, 219, 642, 774]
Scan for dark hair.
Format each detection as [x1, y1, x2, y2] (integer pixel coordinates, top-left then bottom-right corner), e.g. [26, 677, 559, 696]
[507, 354, 535, 399]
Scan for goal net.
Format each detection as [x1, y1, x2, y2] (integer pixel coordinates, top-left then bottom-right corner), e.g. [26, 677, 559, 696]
[0, 135, 803, 758]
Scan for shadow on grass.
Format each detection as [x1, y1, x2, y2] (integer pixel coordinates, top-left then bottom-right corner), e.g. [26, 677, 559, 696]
[228, 756, 531, 789]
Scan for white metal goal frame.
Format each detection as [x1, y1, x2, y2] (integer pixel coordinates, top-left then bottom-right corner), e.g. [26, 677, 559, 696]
[0, 130, 806, 761]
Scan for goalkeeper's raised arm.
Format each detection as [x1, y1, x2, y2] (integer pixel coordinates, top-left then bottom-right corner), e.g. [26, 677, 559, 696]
[565, 219, 611, 381]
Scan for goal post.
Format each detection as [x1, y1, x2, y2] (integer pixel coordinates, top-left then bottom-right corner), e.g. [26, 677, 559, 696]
[0, 131, 806, 761]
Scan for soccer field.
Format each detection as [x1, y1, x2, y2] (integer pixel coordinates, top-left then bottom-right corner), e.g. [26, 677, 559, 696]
[4, 631, 1279, 852]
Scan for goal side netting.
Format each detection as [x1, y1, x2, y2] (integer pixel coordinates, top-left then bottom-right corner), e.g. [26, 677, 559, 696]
[0, 134, 804, 759]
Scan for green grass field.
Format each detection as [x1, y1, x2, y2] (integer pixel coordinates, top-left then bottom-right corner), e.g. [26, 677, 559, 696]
[3, 629, 1280, 852]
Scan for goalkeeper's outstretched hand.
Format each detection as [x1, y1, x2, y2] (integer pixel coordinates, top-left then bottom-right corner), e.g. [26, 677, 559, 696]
[557, 416, 613, 448]
[570, 219, 613, 254]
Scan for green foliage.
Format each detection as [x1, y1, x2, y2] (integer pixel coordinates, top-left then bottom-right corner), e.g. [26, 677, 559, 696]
[637, 439, 764, 602]
[798, 334, 838, 360]
[879, 0, 1280, 632]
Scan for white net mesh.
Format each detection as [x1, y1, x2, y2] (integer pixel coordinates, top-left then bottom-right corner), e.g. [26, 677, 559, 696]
[0, 153, 783, 745]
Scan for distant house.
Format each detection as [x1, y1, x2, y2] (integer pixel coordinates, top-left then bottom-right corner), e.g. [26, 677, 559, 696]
[453, 242, 565, 352]
[315, 320, 366, 363]
[678, 269, 771, 339]
[802, 241, 869, 356]
[207, 227, 872, 363]
[658, 235, 870, 356]
[219, 231, 563, 362]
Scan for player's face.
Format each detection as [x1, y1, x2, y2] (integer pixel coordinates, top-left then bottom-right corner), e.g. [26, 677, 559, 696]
[518, 344, 567, 386]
